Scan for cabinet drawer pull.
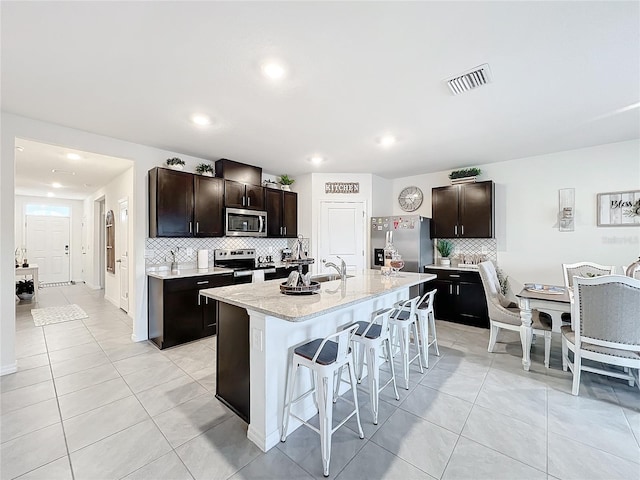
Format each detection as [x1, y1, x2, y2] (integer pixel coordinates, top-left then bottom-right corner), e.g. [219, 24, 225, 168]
[449, 284, 453, 295]
[196, 222, 199, 233]
[449, 274, 460, 278]
[461, 225, 464, 236]
[189, 222, 192, 233]
[283, 226, 286, 236]
[197, 280, 209, 285]
[242, 197, 246, 206]
[247, 197, 251, 207]
[456, 285, 460, 295]
[454, 225, 458, 236]
[280, 227, 283, 235]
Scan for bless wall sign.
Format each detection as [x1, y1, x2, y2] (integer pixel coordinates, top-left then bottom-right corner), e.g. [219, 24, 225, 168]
[325, 182, 360, 194]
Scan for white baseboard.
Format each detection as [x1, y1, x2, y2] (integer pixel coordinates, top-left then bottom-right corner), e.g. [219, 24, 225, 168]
[1, 362, 18, 376]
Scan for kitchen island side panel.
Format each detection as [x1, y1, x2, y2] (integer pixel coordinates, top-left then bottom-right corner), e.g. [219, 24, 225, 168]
[216, 301, 250, 423]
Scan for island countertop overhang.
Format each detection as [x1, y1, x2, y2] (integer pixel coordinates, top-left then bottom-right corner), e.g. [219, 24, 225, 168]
[199, 270, 436, 322]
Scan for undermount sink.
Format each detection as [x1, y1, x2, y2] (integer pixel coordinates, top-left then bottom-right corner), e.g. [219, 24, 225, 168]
[310, 273, 355, 283]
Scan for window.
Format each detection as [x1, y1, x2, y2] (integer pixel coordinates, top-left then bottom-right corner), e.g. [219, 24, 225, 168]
[25, 204, 70, 217]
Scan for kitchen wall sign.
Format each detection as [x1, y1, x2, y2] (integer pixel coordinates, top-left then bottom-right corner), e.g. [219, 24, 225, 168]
[325, 182, 360, 194]
[597, 190, 640, 227]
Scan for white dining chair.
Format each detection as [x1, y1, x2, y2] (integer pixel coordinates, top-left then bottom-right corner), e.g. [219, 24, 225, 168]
[561, 274, 640, 395]
[478, 261, 552, 367]
[561, 262, 615, 325]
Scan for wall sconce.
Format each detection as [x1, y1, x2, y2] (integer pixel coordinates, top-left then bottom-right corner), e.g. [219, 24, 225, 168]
[559, 188, 575, 232]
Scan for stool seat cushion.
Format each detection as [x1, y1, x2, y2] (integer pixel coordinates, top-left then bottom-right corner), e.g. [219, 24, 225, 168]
[390, 310, 412, 321]
[353, 321, 382, 339]
[294, 339, 339, 365]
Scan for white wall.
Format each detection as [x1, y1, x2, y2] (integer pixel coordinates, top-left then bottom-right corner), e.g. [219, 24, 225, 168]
[371, 174, 394, 216]
[14, 195, 84, 282]
[83, 167, 134, 306]
[392, 140, 640, 290]
[1, 113, 218, 375]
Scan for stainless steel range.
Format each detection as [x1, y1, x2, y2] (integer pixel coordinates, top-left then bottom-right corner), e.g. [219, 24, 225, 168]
[214, 249, 276, 283]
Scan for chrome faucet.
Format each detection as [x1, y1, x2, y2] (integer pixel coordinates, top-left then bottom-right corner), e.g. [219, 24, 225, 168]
[322, 256, 347, 280]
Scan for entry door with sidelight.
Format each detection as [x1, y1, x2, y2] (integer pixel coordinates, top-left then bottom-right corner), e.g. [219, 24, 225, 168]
[319, 201, 366, 274]
[26, 215, 71, 283]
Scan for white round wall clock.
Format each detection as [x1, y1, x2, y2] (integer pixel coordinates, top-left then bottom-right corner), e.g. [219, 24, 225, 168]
[398, 186, 424, 212]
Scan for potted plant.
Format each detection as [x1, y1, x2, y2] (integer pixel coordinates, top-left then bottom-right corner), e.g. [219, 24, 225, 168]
[279, 174, 295, 191]
[436, 239, 454, 266]
[165, 157, 185, 171]
[449, 167, 481, 185]
[195, 163, 214, 176]
[16, 279, 34, 301]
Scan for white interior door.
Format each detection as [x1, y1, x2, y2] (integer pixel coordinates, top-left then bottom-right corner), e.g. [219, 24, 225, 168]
[319, 202, 366, 274]
[26, 215, 70, 283]
[118, 198, 129, 312]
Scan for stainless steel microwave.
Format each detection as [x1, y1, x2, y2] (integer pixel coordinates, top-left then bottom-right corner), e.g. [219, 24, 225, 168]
[225, 208, 267, 237]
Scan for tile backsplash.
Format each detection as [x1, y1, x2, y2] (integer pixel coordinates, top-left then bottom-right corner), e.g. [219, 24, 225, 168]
[145, 237, 309, 265]
[435, 237, 497, 264]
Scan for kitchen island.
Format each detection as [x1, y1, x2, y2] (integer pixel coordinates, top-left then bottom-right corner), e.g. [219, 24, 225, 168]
[199, 269, 436, 452]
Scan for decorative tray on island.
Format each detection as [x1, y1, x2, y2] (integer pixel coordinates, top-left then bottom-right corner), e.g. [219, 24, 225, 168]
[525, 284, 564, 295]
[280, 255, 319, 295]
[279, 281, 321, 295]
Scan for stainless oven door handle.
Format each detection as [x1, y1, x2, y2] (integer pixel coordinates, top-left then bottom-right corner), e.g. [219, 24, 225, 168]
[233, 271, 254, 278]
[262, 268, 276, 274]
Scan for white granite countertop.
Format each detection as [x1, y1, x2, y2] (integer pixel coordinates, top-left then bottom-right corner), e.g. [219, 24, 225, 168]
[146, 265, 233, 279]
[199, 269, 436, 322]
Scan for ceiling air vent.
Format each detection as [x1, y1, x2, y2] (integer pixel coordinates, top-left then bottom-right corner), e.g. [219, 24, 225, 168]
[446, 64, 492, 96]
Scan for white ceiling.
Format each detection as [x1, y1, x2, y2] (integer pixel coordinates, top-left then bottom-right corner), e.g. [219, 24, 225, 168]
[2, 1, 639, 180]
[14, 139, 133, 200]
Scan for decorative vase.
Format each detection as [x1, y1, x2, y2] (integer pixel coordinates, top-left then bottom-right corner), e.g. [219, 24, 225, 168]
[440, 258, 451, 267]
[281, 185, 291, 191]
[17, 292, 34, 301]
[168, 164, 184, 171]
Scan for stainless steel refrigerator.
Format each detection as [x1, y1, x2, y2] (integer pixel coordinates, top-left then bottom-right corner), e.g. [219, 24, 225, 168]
[370, 215, 433, 276]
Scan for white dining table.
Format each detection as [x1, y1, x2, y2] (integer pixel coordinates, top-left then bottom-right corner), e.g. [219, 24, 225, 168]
[516, 286, 571, 371]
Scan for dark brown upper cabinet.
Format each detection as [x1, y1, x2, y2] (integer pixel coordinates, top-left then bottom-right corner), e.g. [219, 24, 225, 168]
[224, 180, 265, 211]
[215, 158, 262, 186]
[149, 167, 224, 238]
[431, 181, 494, 238]
[265, 189, 297, 237]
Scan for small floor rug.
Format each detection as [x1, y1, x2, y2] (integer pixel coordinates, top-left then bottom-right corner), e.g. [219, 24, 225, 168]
[31, 304, 88, 327]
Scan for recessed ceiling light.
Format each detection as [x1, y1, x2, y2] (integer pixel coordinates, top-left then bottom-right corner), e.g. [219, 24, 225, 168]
[308, 155, 324, 165]
[51, 169, 76, 175]
[15, 146, 24, 152]
[66, 153, 81, 160]
[52, 182, 62, 188]
[261, 61, 286, 80]
[378, 134, 397, 148]
[191, 114, 211, 126]
[47, 192, 54, 197]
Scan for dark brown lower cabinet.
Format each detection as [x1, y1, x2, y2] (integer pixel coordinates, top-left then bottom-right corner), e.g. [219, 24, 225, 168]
[425, 268, 489, 328]
[216, 302, 250, 423]
[148, 273, 234, 349]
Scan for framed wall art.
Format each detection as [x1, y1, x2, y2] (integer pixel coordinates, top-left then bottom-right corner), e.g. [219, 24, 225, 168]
[597, 190, 640, 227]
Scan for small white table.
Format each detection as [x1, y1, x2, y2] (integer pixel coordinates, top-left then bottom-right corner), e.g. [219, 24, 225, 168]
[15, 264, 39, 302]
